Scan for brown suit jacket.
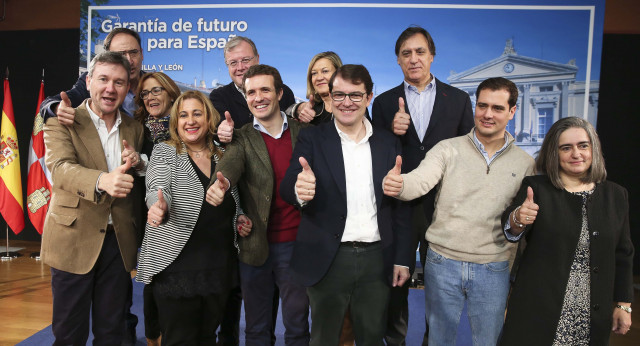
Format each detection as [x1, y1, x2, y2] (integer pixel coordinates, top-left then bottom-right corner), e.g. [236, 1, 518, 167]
[214, 118, 304, 266]
[41, 100, 145, 274]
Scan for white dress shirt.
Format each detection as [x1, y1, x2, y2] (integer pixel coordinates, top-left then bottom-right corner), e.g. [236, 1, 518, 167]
[88, 101, 123, 224]
[335, 119, 381, 243]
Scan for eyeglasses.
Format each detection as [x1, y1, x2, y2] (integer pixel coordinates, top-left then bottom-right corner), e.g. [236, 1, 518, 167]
[115, 49, 140, 58]
[226, 56, 255, 68]
[140, 87, 165, 100]
[331, 91, 366, 102]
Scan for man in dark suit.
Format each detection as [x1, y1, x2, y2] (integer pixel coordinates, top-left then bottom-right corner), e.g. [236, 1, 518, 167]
[42, 51, 145, 345]
[209, 36, 296, 142]
[280, 64, 411, 345]
[371, 26, 474, 346]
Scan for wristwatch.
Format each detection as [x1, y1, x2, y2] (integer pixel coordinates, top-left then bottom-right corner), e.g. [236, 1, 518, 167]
[616, 305, 632, 313]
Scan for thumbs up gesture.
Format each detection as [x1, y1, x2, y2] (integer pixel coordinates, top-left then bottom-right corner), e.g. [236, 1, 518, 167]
[56, 91, 76, 126]
[97, 157, 134, 198]
[517, 187, 539, 225]
[218, 111, 235, 143]
[383, 155, 404, 197]
[297, 98, 317, 123]
[295, 157, 316, 202]
[392, 97, 410, 136]
[206, 172, 230, 206]
[147, 189, 168, 227]
[121, 139, 142, 169]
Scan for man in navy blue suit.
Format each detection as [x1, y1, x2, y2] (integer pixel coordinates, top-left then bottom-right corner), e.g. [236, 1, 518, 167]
[371, 26, 474, 346]
[281, 64, 411, 345]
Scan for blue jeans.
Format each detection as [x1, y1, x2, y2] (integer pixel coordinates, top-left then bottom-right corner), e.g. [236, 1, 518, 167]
[424, 247, 509, 346]
[239, 241, 310, 346]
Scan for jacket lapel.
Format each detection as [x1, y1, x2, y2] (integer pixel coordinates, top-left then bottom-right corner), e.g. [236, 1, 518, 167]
[320, 124, 347, 202]
[423, 78, 447, 141]
[369, 129, 386, 210]
[246, 127, 273, 173]
[74, 102, 109, 171]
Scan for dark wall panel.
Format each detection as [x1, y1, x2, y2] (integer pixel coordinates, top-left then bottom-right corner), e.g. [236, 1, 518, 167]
[0, 29, 79, 241]
[596, 33, 640, 274]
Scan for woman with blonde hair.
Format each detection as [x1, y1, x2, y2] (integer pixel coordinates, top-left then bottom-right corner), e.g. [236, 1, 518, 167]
[287, 51, 343, 124]
[136, 91, 249, 345]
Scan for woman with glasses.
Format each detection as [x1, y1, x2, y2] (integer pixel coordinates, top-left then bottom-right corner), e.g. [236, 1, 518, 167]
[134, 72, 181, 345]
[135, 72, 182, 153]
[499, 117, 634, 345]
[287, 51, 343, 125]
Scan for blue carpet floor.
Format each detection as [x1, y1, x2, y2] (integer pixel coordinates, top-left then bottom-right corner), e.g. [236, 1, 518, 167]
[18, 279, 473, 345]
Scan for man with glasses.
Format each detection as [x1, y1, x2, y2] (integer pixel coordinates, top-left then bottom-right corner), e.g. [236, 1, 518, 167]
[371, 26, 474, 346]
[40, 28, 145, 125]
[280, 64, 411, 345]
[209, 36, 295, 142]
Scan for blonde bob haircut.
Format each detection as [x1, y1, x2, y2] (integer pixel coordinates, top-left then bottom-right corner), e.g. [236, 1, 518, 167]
[167, 90, 221, 159]
[306, 51, 342, 103]
[535, 116, 607, 189]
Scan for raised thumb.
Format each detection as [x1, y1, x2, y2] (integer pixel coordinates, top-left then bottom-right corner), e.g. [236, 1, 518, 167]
[393, 155, 402, 174]
[60, 91, 71, 106]
[117, 157, 132, 173]
[216, 171, 228, 189]
[224, 111, 233, 125]
[299, 156, 312, 173]
[308, 97, 315, 109]
[527, 186, 534, 203]
[398, 97, 405, 113]
[157, 189, 165, 204]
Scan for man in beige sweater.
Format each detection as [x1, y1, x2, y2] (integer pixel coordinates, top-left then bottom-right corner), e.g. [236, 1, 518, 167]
[383, 77, 535, 345]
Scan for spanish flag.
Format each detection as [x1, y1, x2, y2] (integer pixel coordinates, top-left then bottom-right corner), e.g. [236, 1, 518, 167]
[0, 75, 25, 234]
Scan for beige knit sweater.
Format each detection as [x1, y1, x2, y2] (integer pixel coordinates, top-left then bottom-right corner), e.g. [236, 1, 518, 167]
[399, 129, 535, 264]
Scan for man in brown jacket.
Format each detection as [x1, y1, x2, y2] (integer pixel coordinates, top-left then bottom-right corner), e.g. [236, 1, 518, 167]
[41, 51, 145, 345]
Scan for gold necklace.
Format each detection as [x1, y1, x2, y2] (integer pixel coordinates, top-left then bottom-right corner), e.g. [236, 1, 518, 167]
[188, 146, 208, 158]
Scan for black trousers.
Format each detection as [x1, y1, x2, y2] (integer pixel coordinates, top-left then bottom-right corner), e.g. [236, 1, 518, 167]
[153, 285, 228, 346]
[51, 229, 130, 346]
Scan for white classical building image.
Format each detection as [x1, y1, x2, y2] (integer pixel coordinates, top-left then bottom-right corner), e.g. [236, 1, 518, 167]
[448, 39, 599, 156]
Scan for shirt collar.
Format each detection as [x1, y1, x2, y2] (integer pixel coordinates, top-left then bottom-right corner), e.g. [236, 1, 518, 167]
[472, 130, 509, 155]
[404, 75, 436, 94]
[253, 111, 288, 138]
[87, 100, 122, 131]
[234, 83, 245, 97]
[334, 117, 374, 144]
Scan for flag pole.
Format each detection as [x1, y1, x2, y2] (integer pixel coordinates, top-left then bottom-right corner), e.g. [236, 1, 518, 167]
[1, 67, 23, 260]
[30, 68, 46, 260]
[1, 225, 21, 260]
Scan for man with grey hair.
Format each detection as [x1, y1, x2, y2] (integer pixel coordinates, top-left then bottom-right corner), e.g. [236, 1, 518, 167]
[42, 51, 145, 345]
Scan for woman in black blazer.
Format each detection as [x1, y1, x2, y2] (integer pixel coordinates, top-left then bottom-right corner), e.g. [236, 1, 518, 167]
[499, 117, 633, 345]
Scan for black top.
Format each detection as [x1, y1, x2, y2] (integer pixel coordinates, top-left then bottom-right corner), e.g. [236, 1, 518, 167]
[153, 157, 238, 298]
